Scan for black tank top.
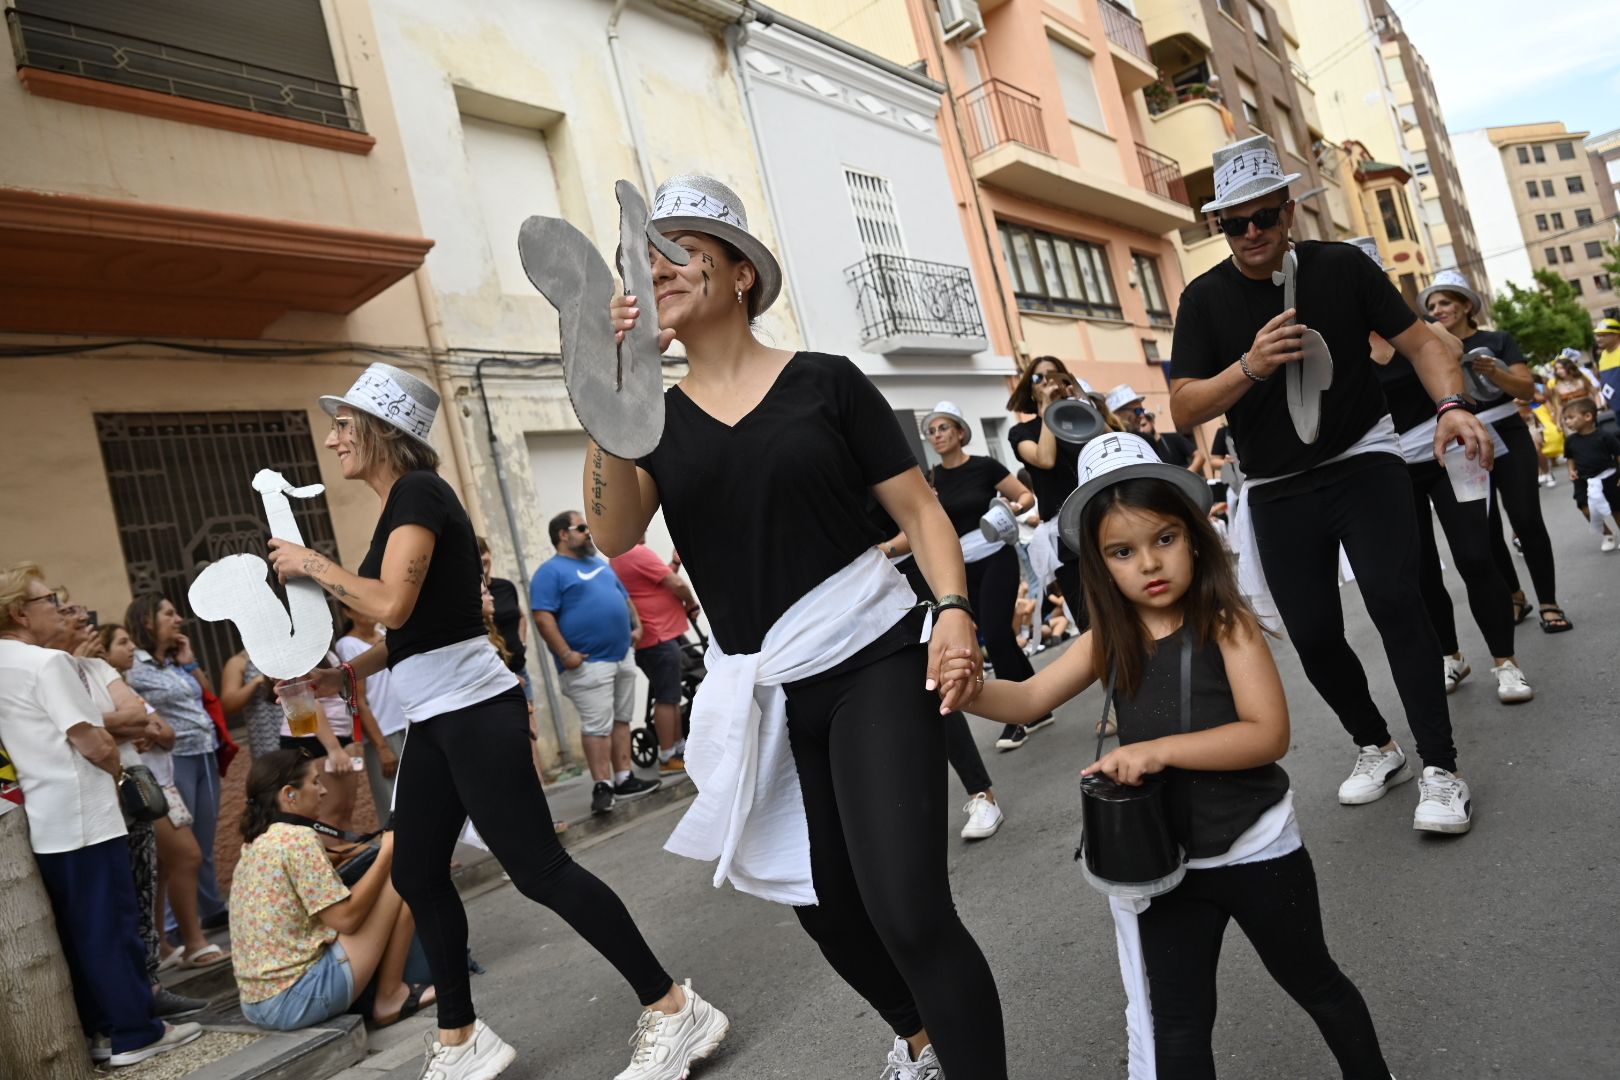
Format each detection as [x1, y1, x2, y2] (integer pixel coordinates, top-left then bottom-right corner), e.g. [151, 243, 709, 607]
[1113, 630, 1289, 858]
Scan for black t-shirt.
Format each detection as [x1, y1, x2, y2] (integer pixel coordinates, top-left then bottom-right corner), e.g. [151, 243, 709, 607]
[1146, 432, 1196, 468]
[929, 455, 1009, 536]
[1008, 416, 1081, 521]
[639, 352, 917, 655]
[1115, 632, 1289, 859]
[1171, 241, 1417, 500]
[1564, 428, 1620, 480]
[487, 577, 526, 672]
[359, 470, 487, 668]
[1210, 426, 1230, 458]
[1373, 350, 1435, 435]
[1458, 329, 1527, 407]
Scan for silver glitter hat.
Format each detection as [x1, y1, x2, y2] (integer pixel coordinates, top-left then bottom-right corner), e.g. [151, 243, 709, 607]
[1202, 134, 1303, 213]
[319, 363, 439, 447]
[650, 175, 783, 316]
[1419, 268, 1484, 317]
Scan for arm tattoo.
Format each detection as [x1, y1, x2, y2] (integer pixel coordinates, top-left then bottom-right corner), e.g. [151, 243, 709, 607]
[321, 579, 352, 599]
[301, 554, 331, 576]
[404, 555, 428, 587]
[590, 445, 607, 517]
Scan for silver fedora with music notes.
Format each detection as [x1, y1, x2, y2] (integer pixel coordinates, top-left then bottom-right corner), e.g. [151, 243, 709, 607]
[1057, 432, 1212, 555]
[319, 362, 440, 447]
[650, 174, 782, 316]
[1201, 134, 1302, 213]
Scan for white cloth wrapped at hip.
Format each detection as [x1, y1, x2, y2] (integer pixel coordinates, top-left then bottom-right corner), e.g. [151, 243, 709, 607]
[664, 547, 918, 905]
[1026, 518, 1062, 591]
[957, 525, 1003, 564]
[1588, 469, 1615, 533]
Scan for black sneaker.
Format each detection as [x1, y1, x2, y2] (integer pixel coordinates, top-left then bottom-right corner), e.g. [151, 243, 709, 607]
[995, 725, 1028, 751]
[152, 987, 208, 1020]
[591, 781, 616, 815]
[613, 775, 662, 801]
[1026, 713, 1055, 734]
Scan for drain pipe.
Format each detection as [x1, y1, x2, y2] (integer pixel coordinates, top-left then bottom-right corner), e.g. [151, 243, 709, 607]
[607, 0, 658, 196]
[473, 355, 573, 766]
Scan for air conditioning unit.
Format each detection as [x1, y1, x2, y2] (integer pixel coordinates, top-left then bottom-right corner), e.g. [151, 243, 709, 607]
[939, 0, 985, 45]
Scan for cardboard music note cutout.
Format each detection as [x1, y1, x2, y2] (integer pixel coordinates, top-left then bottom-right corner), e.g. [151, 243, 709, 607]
[187, 469, 334, 679]
[518, 180, 689, 459]
[1271, 248, 1333, 443]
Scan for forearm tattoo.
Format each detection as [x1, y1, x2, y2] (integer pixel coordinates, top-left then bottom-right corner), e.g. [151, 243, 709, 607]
[302, 554, 353, 599]
[590, 445, 607, 517]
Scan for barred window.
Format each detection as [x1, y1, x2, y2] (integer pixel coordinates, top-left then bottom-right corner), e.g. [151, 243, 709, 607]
[844, 169, 906, 258]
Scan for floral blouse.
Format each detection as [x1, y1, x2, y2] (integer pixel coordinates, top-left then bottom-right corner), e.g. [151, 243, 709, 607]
[228, 823, 349, 1003]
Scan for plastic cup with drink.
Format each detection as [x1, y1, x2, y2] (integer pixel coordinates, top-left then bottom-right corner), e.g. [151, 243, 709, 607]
[279, 678, 321, 738]
[1443, 439, 1489, 503]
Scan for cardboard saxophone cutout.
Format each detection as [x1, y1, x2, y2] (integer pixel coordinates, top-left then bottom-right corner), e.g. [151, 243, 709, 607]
[187, 469, 333, 679]
[1272, 248, 1333, 443]
[518, 180, 689, 459]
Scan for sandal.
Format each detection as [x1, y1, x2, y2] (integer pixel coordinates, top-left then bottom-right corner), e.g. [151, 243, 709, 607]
[1512, 598, 1533, 625]
[1538, 606, 1574, 633]
[156, 948, 184, 974]
[1095, 718, 1117, 738]
[180, 943, 230, 969]
[374, 982, 434, 1028]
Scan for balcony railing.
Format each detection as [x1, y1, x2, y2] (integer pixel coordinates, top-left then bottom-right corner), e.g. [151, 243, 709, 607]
[1100, 1, 1151, 64]
[1137, 143, 1190, 206]
[845, 254, 986, 346]
[1179, 217, 1223, 247]
[957, 79, 1047, 157]
[6, 9, 365, 132]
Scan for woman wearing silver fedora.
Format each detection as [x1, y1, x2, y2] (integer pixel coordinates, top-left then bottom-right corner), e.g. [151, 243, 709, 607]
[266, 362, 729, 1080]
[593, 175, 1006, 1078]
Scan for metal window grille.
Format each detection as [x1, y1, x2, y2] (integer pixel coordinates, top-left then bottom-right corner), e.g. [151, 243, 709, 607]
[844, 169, 907, 259]
[95, 411, 340, 682]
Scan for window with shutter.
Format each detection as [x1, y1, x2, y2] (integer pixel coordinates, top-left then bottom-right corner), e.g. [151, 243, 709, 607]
[1048, 41, 1108, 132]
[844, 170, 907, 258]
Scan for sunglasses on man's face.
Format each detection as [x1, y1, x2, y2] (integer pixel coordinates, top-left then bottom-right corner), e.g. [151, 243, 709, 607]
[1215, 202, 1290, 237]
[567, 523, 591, 534]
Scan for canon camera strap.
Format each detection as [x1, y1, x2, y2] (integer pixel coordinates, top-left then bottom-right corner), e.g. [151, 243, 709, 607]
[272, 813, 382, 845]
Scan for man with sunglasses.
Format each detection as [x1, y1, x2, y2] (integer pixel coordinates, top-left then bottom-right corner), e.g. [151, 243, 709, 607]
[1168, 134, 1493, 836]
[531, 511, 660, 814]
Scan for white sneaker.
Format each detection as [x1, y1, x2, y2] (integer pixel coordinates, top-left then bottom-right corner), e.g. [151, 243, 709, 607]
[1543, 473, 1557, 488]
[615, 979, 729, 1079]
[419, 1019, 516, 1080]
[1337, 744, 1412, 805]
[1491, 661, 1533, 703]
[960, 793, 1004, 840]
[881, 1037, 945, 1080]
[107, 1022, 202, 1067]
[1442, 655, 1470, 694]
[1603, 536, 1617, 553]
[1413, 767, 1472, 834]
[90, 1035, 111, 1063]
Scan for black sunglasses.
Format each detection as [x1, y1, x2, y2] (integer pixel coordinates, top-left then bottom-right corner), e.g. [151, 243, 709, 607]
[1215, 202, 1290, 237]
[566, 523, 591, 534]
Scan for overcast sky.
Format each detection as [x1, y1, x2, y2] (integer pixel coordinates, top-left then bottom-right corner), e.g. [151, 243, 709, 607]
[1395, 0, 1619, 139]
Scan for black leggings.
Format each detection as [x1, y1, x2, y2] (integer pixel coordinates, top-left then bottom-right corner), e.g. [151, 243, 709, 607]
[896, 556, 994, 796]
[1487, 416, 1558, 605]
[1053, 556, 1086, 633]
[1139, 847, 1388, 1079]
[1409, 459, 1516, 658]
[965, 546, 1034, 684]
[391, 687, 672, 1029]
[786, 645, 1006, 1077]
[1250, 458, 1457, 772]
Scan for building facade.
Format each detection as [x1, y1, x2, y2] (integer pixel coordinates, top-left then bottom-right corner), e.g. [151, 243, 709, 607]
[0, 0, 439, 685]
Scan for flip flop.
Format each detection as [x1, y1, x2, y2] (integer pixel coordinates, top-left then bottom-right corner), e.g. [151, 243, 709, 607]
[180, 943, 230, 969]
[156, 949, 184, 974]
[374, 982, 434, 1028]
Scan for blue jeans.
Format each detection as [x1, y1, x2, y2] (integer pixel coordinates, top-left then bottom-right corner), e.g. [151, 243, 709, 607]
[240, 941, 354, 1031]
[169, 752, 225, 920]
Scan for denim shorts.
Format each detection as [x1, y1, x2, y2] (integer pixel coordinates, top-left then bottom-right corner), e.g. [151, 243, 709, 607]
[635, 639, 684, 705]
[241, 941, 354, 1031]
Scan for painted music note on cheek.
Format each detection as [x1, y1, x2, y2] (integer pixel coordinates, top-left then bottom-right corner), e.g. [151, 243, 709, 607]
[187, 470, 334, 680]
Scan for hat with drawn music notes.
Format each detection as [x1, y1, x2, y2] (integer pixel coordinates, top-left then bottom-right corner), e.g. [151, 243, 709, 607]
[650, 175, 783, 317]
[1202, 134, 1303, 213]
[1057, 432, 1212, 555]
[319, 362, 440, 447]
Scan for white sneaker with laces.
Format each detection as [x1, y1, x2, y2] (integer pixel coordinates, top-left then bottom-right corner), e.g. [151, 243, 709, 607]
[107, 1022, 202, 1067]
[1442, 655, 1470, 694]
[1337, 744, 1412, 805]
[960, 793, 1004, 840]
[615, 979, 729, 1079]
[1491, 661, 1533, 703]
[880, 1037, 945, 1080]
[1413, 766, 1472, 834]
[1604, 536, 1618, 553]
[418, 1019, 516, 1080]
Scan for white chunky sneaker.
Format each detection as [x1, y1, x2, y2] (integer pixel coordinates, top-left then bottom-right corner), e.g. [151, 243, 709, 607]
[1491, 661, 1533, 704]
[418, 1019, 516, 1080]
[1442, 655, 1470, 694]
[1337, 744, 1412, 805]
[960, 793, 1004, 840]
[880, 1037, 945, 1080]
[1603, 535, 1617, 554]
[1413, 767, 1472, 834]
[615, 979, 729, 1079]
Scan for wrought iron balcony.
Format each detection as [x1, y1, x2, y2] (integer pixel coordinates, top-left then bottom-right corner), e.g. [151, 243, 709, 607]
[1100, 1, 1151, 64]
[957, 79, 1047, 157]
[1136, 143, 1190, 206]
[6, 8, 365, 133]
[845, 254, 987, 354]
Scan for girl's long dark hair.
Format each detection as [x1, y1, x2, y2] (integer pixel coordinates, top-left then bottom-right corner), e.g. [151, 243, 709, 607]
[241, 750, 315, 845]
[124, 593, 170, 657]
[1006, 355, 1071, 414]
[1077, 477, 1263, 698]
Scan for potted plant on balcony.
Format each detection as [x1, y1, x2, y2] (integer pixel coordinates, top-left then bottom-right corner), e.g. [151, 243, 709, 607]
[1178, 82, 1218, 103]
[1144, 79, 1174, 116]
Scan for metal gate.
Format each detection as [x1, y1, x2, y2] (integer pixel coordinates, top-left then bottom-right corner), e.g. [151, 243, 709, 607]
[95, 410, 340, 681]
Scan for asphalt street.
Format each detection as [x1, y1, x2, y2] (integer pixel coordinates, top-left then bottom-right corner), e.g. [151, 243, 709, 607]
[352, 483, 1619, 1079]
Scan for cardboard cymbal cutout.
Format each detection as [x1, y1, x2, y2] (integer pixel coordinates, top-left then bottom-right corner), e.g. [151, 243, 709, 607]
[1271, 248, 1333, 443]
[1462, 346, 1508, 401]
[187, 469, 333, 680]
[519, 180, 689, 460]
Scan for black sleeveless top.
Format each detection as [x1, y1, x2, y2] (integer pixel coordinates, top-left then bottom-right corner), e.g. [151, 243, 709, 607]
[1113, 631, 1289, 858]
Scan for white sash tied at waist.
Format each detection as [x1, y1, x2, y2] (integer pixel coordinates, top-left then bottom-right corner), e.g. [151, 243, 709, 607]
[958, 526, 1003, 564]
[1397, 412, 1510, 466]
[1026, 518, 1062, 590]
[1588, 468, 1615, 531]
[663, 547, 918, 905]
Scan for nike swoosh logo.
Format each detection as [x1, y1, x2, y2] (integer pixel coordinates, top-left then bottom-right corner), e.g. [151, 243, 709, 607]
[576, 566, 607, 581]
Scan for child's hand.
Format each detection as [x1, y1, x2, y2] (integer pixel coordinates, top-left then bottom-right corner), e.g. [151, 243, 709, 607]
[936, 648, 980, 714]
[1083, 742, 1167, 786]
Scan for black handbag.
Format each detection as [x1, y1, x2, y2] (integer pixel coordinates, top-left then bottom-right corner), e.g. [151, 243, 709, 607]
[119, 763, 170, 824]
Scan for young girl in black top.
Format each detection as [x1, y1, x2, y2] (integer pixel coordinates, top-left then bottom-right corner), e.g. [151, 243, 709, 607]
[945, 432, 1389, 1079]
